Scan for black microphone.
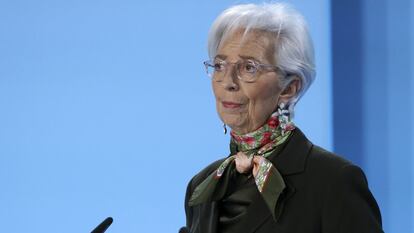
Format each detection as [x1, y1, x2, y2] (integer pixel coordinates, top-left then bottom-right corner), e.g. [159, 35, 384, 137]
[179, 226, 190, 233]
[91, 217, 113, 233]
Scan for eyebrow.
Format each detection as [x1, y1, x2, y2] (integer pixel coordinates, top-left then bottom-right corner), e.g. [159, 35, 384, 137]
[214, 54, 227, 60]
[239, 55, 262, 63]
[214, 54, 263, 63]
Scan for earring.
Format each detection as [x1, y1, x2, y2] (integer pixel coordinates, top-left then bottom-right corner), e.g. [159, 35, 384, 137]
[277, 102, 293, 135]
[223, 123, 228, 134]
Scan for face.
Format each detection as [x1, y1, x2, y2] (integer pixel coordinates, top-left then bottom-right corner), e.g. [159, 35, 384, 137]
[212, 30, 284, 134]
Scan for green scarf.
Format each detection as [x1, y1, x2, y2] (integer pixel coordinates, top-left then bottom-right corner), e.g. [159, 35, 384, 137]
[188, 111, 295, 221]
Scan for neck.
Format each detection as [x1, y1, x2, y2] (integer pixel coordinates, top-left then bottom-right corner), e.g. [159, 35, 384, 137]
[231, 112, 280, 135]
[230, 112, 291, 153]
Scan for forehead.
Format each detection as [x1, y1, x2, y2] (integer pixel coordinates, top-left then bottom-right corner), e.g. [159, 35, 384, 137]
[216, 29, 276, 63]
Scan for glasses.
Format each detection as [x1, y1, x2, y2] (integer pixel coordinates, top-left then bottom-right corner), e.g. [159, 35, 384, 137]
[203, 59, 281, 83]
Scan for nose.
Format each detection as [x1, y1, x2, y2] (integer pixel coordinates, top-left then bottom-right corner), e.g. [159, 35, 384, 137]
[221, 64, 239, 91]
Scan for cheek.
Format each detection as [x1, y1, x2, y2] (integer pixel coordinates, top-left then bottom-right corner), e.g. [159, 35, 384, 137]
[212, 82, 221, 104]
[245, 83, 280, 105]
[211, 82, 224, 115]
[244, 81, 281, 115]
[212, 80, 220, 97]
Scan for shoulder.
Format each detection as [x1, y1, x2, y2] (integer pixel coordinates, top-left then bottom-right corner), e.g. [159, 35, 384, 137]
[299, 143, 370, 195]
[307, 144, 355, 172]
[186, 157, 226, 192]
[306, 144, 369, 190]
[281, 127, 360, 180]
[184, 157, 226, 227]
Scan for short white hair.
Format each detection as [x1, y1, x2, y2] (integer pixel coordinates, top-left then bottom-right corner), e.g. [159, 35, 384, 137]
[207, 3, 316, 115]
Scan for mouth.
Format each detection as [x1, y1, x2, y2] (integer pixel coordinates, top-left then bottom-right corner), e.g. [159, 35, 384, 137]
[222, 101, 243, 109]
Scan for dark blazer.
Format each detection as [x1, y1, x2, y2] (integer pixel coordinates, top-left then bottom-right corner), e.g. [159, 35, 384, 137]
[184, 128, 383, 233]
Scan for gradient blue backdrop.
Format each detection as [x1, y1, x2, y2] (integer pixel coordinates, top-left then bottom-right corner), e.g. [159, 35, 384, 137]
[0, 0, 411, 232]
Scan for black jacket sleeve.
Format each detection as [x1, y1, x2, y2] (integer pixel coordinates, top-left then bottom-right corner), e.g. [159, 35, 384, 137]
[322, 164, 383, 233]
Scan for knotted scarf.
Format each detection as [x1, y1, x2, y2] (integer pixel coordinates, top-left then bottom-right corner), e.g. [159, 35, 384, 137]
[188, 111, 295, 221]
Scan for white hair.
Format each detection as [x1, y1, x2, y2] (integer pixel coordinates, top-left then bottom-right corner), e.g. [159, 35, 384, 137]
[207, 3, 316, 115]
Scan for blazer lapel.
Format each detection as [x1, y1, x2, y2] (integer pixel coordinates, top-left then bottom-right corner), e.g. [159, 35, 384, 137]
[271, 128, 312, 176]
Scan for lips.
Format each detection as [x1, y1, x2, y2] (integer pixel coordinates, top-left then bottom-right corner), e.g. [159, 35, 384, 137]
[222, 101, 243, 109]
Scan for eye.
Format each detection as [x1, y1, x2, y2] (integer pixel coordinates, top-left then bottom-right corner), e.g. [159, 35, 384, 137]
[243, 61, 257, 73]
[213, 62, 225, 72]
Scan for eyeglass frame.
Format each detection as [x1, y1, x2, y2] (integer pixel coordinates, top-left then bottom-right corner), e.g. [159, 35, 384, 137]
[203, 58, 285, 83]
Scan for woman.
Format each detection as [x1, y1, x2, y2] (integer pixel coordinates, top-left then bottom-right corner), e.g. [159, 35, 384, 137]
[182, 3, 383, 233]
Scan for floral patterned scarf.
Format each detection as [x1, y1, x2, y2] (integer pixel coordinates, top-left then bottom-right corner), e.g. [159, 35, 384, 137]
[188, 111, 295, 221]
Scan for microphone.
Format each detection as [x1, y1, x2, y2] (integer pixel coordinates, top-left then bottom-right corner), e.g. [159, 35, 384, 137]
[91, 217, 113, 233]
[179, 226, 190, 233]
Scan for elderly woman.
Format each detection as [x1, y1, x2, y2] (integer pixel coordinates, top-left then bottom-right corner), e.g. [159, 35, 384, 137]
[182, 3, 383, 233]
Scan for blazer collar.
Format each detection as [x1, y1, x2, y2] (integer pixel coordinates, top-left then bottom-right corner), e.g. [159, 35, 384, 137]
[270, 127, 313, 176]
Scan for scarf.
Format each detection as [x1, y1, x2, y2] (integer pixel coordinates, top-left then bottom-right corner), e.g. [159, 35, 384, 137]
[188, 111, 295, 221]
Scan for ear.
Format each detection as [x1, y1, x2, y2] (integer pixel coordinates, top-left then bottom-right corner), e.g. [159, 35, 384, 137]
[278, 77, 302, 104]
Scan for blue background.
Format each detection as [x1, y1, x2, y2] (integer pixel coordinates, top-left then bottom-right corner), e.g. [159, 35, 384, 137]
[0, 0, 411, 232]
